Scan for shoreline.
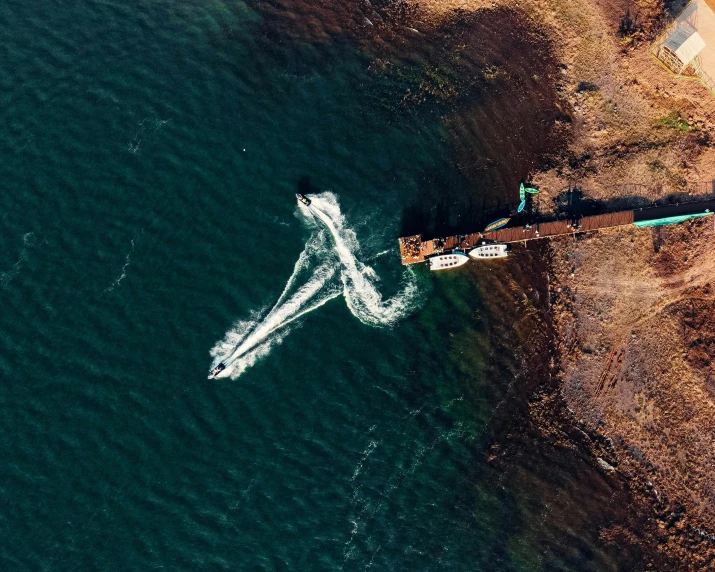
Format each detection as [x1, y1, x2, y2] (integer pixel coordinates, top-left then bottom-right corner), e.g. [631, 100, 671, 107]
[474, 240, 679, 569]
[544, 218, 715, 569]
[249, 0, 715, 566]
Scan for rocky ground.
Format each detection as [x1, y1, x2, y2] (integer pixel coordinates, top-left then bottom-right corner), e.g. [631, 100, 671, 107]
[544, 219, 715, 569]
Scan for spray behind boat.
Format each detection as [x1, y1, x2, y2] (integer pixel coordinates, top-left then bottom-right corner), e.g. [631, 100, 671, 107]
[208, 191, 420, 379]
[208, 192, 315, 379]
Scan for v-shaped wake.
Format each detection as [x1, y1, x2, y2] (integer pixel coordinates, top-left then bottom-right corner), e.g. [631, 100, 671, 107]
[208, 192, 420, 379]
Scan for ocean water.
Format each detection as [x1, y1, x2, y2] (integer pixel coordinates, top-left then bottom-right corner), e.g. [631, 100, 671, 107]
[0, 1, 630, 570]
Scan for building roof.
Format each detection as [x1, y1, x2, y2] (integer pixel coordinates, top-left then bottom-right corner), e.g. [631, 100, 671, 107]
[663, 24, 707, 65]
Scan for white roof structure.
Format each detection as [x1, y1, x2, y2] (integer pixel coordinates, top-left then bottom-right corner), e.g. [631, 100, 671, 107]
[656, 0, 715, 90]
[662, 24, 706, 67]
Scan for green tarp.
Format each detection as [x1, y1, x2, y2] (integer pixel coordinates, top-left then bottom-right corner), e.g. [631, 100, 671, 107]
[633, 212, 713, 228]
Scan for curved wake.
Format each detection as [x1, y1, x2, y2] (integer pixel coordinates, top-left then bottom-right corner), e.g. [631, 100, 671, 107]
[308, 193, 420, 327]
[209, 192, 420, 379]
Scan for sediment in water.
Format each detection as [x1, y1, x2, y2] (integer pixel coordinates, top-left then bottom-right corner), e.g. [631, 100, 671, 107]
[247, 0, 570, 237]
[246, 0, 690, 566]
[467, 243, 679, 569]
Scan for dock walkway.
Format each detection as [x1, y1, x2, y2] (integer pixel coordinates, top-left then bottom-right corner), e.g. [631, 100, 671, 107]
[399, 199, 715, 265]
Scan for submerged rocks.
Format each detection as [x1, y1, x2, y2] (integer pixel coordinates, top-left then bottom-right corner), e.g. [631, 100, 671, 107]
[596, 457, 616, 473]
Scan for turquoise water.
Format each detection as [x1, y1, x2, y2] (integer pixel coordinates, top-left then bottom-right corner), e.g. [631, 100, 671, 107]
[0, 1, 631, 569]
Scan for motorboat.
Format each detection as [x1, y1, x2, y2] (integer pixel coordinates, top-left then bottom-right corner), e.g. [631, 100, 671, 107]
[208, 363, 226, 379]
[428, 252, 469, 271]
[469, 243, 508, 259]
[296, 193, 311, 206]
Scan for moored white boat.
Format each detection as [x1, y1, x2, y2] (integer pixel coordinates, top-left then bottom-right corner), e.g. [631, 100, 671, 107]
[428, 252, 469, 271]
[469, 243, 508, 259]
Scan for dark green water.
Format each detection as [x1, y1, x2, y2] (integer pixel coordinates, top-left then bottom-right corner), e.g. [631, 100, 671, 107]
[0, 1, 630, 569]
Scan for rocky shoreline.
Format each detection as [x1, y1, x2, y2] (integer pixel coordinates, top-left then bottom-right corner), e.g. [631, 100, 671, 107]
[541, 219, 715, 570]
[480, 235, 714, 570]
[473, 242, 674, 569]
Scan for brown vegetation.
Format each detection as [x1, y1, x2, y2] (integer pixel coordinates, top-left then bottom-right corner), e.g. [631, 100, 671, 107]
[547, 218, 715, 568]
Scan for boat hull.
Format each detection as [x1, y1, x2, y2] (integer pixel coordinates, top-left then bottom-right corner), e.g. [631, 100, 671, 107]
[469, 244, 508, 259]
[208, 363, 226, 379]
[484, 218, 509, 233]
[428, 253, 469, 271]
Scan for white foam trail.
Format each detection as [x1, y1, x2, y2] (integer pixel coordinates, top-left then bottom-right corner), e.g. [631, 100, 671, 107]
[218, 285, 340, 378]
[106, 230, 143, 293]
[308, 192, 420, 327]
[224, 259, 338, 365]
[1, 232, 36, 289]
[209, 192, 421, 379]
[210, 229, 340, 378]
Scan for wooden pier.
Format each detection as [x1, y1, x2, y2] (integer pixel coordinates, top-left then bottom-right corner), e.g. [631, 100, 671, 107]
[399, 200, 715, 265]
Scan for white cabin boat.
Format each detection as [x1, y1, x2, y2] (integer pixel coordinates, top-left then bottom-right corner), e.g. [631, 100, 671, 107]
[428, 252, 469, 271]
[469, 243, 508, 259]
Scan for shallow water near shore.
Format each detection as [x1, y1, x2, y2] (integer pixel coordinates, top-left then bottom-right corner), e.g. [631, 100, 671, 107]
[0, 0, 632, 569]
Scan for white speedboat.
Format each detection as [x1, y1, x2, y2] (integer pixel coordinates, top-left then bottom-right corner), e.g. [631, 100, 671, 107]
[469, 243, 508, 259]
[208, 362, 226, 379]
[428, 252, 469, 271]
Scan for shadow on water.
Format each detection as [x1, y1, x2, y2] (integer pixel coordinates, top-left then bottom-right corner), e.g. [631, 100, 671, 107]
[296, 174, 318, 196]
[399, 171, 508, 237]
[246, 0, 570, 238]
[395, 8, 570, 237]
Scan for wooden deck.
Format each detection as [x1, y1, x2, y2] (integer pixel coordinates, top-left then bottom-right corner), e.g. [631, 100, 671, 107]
[399, 233, 482, 264]
[398, 207, 651, 265]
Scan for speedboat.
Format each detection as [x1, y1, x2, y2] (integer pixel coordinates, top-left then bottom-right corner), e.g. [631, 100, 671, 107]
[469, 243, 508, 259]
[296, 193, 311, 206]
[208, 363, 226, 379]
[484, 217, 510, 233]
[428, 252, 469, 271]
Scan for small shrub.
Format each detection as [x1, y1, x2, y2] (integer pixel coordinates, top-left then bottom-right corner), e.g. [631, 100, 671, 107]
[656, 111, 697, 132]
[618, 7, 643, 45]
[619, 8, 639, 36]
[648, 160, 665, 172]
[577, 81, 599, 92]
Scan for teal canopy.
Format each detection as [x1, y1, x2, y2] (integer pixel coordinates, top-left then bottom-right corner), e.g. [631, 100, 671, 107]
[633, 212, 713, 228]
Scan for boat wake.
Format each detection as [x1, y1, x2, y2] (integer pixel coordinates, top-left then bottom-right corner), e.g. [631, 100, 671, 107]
[209, 192, 420, 379]
[308, 193, 420, 328]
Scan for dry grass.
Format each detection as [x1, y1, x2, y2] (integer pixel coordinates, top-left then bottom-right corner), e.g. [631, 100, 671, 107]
[409, 0, 715, 202]
[548, 218, 715, 561]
